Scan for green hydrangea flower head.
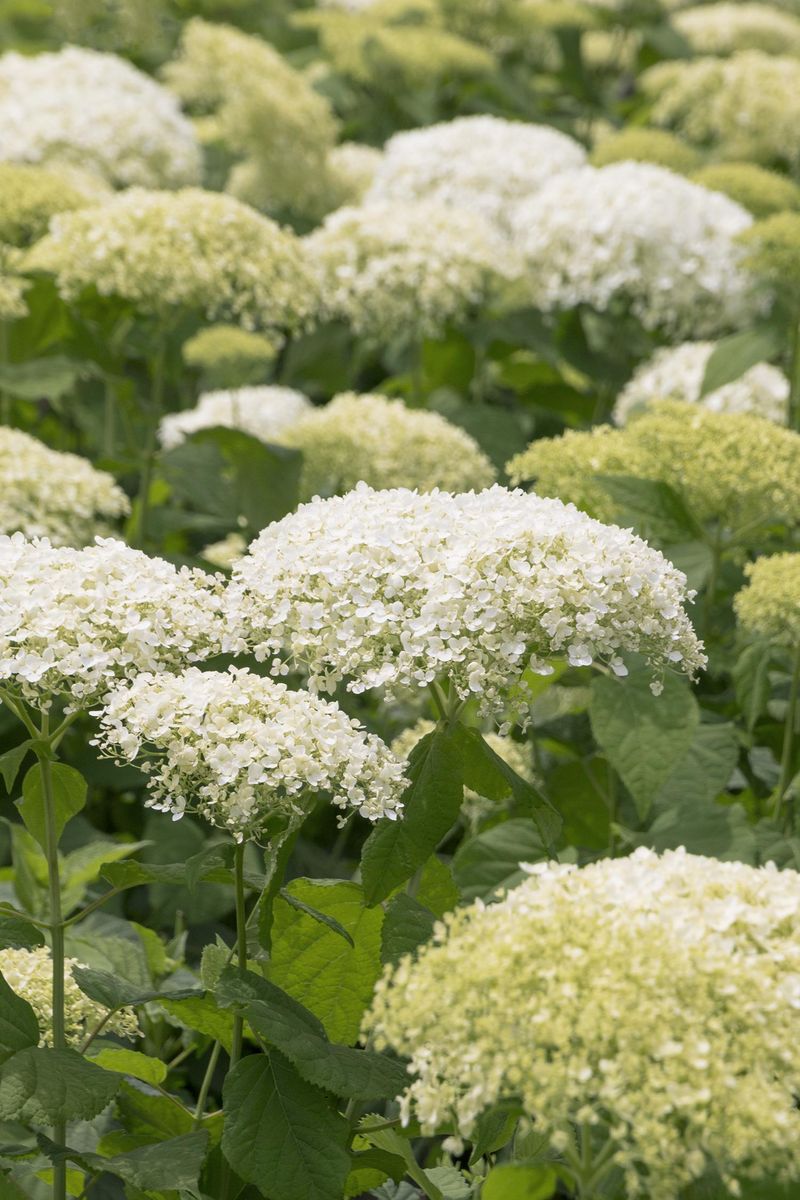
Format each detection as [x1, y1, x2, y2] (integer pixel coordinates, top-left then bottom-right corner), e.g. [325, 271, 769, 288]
[182, 325, 282, 389]
[691, 162, 800, 218]
[0, 163, 89, 248]
[590, 128, 702, 174]
[734, 553, 800, 645]
[673, 2, 800, 55]
[738, 211, 800, 308]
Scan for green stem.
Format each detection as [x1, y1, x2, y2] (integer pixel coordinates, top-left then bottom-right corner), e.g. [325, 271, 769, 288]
[702, 533, 722, 644]
[193, 1040, 222, 1128]
[0, 321, 9, 427]
[774, 646, 800, 827]
[0, 687, 39, 738]
[37, 713, 66, 1200]
[220, 843, 248, 1200]
[103, 378, 115, 459]
[132, 337, 167, 549]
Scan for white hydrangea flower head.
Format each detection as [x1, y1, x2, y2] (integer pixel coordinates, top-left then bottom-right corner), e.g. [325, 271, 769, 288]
[281, 392, 496, 498]
[641, 52, 800, 173]
[26, 188, 319, 333]
[227, 484, 705, 725]
[365, 116, 586, 231]
[512, 163, 760, 337]
[613, 341, 788, 425]
[0, 427, 129, 546]
[305, 201, 516, 346]
[673, 3, 800, 55]
[366, 847, 800, 1199]
[158, 386, 313, 451]
[0, 946, 139, 1046]
[95, 666, 408, 840]
[0, 535, 228, 710]
[0, 47, 201, 189]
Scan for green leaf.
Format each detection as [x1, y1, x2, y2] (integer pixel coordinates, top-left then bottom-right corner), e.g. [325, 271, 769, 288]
[0, 971, 38, 1063]
[0, 744, 31, 795]
[593, 475, 702, 543]
[381, 893, 437, 966]
[270, 880, 383, 1044]
[547, 760, 610, 850]
[361, 728, 465, 904]
[216, 967, 407, 1100]
[453, 818, 549, 903]
[734, 642, 776, 733]
[359, 1123, 444, 1200]
[699, 325, 782, 398]
[651, 723, 739, 815]
[160, 994, 234, 1052]
[116, 1079, 195, 1138]
[469, 1103, 522, 1164]
[0, 909, 44, 951]
[454, 726, 560, 848]
[17, 763, 86, 853]
[71, 965, 201, 1011]
[589, 668, 699, 819]
[482, 1163, 557, 1200]
[88, 1048, 167, 1086]
[102, 1130, 209, 1191]
[0, 1047, 119, 1124]
[0, 357, 95, 402]
[222, 1051, 350, 1200]
[278, 889, 355, 947]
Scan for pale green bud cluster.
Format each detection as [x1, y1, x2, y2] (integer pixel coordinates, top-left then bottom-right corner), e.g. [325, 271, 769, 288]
[590, 128, 701, 174]
[738, 212, 800, 308]
[282, 392, 496, 499]
[0, 163, 89, 249]
[182, 325, 282, 389]
[734, 553, 800, 646]
[641, 52, 800, 173]
[366, 848, 800, 1199]
[507, 401, 800, 535]
[26, 188, 319, 334]
[691, 162, 800, 218]
[0, 947, 139, 1046]
[673, 3, 800, 55]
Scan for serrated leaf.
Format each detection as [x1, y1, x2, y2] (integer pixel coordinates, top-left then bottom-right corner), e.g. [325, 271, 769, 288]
[0, 744, 31, 795]
[589, 668, 699, 819]
[415, 855, 460, 917]
[0, 971, 38, 1063]
[361, 728, 465, 905]
[482, 1163, 557, 1199]
[651, 723, 739, 815]
[0, 909, 44, 951]
[0, 357, 95, 401]
[594, 475, 702, 543]
[88, 1048, 167, 1086]
[453, 818, 549, 902]
[216, 967, 407, 1100]
[102, 1130, 209, 1191]
[469, 1103, 522, 1164]
[699, 326, 782, 398]
[278, 889, 355, 947]
[17, 763, 86, 853]
[160, 994, 234, 1052]
[360, 1123, 444, 1200]
[381, 893, 437, 966]
[453, 726, 560, 848]
[0, 1047, 119, 1124]
[270, 880, 383, 1044]
[222, 1051, 350, 1200]
[71, 965, 201, 1011]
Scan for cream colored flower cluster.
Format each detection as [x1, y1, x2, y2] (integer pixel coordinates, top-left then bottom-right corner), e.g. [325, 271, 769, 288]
[509, 401, 800, 534]
[735, 553, 800, 646]
[27, 188, 318, 334]
[324, 143, 384, 208]
[0, 535, 227, 709]
[158, 386, 313, 451]
[182, 326, 282, 383]
[691, 162, 800, 219]
[306, 201, 515, 345]
[512, 163, 759, 336]
[673, 4, 800, 57]
[366, 848, 800, 1199]
[590, 127, 701, 174]
[0, 946, 139, 1046]
[227, 484, 705, 724]
[613, 342, 787, 425]
[95, 666, 408, 839]
[164, 20, 339, 219]
[365, 116, 586, 231]
[0, 47, 201, 189]
[282, 392, 496, 498]
[0, 427, 129, 546]
[0, 164, 89, 249]
[642, 52, 800, 173]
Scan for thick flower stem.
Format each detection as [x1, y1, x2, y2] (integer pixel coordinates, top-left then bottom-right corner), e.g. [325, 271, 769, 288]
[774, 645, 800, 827]
[221, 843, 248, 1200]
[132, 335, 166, 549]
[37, 713, 67, 1200]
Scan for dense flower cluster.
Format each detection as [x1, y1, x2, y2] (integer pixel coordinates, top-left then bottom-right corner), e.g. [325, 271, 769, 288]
[690, 162, 800, 218]
[0, 947, 139, 1046]
[0, 47, 201, 189]
[509, 401, 800, 533]
[738, 212, 800, 309]
[0, 427, 130, 545]
[365, 848, 800, 1200]
[0, 535, 226, 708]
[641, 52, 800, 173]
[734, 553, 800, 646]
[158, 386, 313, 450]
[305, 202, 515, 345]
[673, 3, 800, 55]
[164, 20, 339, 219]
[0, 246, 28, 321]
[95, 666, 408, 839]
[365, 116, 586, 230]
[0, 164, 89, 248]
[281, 392, 496, 498]
[323, 142, 384, 208]
[227, 484, 705, 724]
[26, 188, 319, 333]
[512, 164, 759, 337]
[613, 342, 788, 425]
[182, 325, 281, 387]
[589, 127, 701, 173]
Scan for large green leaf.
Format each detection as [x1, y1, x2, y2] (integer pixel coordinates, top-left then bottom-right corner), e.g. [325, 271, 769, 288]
[216, 967, 406, 1100]
[0, 356, 95, 402]
[88, 1048, 167, 1086]
[270, 880, 383, 1044]
[0, 909, 44, 952]
[361, 727, 465, 904]
[482, 1164, 557, 1199]
[699, 325, 783, 398]
[71, 965, 201, 1011]
[0, 1047, 119, 1124]
[17, 763, 86, 854]
[593, 475, 702, 543]
[0, 972, 38, 1063]
[222, 1051, 350, 1200]
[380, 893, 437, 966]
[589, 669, 699, 819]
[453, 818, 549, 902]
